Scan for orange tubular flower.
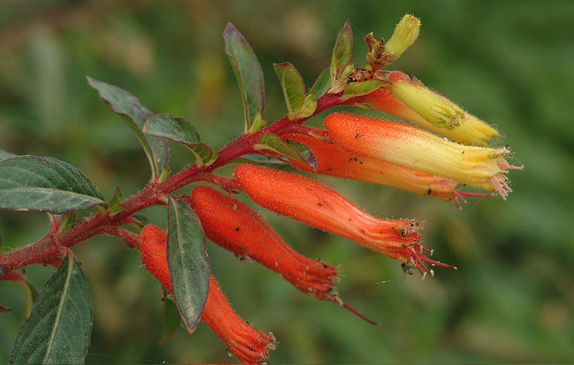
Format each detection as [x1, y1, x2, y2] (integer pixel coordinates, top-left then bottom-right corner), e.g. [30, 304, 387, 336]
[139, 225, 276, 364]
[282, 130, 461, 203]
[234, 164, 453, 274]
[324, 113, 520, 199]
[186, 185, 339, 302]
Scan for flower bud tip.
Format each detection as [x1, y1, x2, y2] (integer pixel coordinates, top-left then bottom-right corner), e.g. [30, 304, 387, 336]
[385, 14, 421, 61]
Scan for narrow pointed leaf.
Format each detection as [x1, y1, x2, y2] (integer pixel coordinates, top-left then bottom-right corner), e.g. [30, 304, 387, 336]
[330, 20, 353, 84]
[87, 77, 169, 177]
[10, 254, 92, 365]
[309, 67, 331, 99]
[274, 62, 306, 119]
[342, 79, 388, 101]
[254, 133, 317, 171]
[167, 198, 210, 333]
[159, 297, 182, 345]
[0, 156, 104, 213]
[144, 114, 217, 167]
[224, 23, 265, 132]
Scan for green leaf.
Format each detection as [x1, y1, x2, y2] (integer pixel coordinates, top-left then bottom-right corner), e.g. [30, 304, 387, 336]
[341, 79, 388, 101]
[87, 77, 169, 178]
[330, 20, 353, 84]
[309, 67, 331, 99]
[144, 114, 217, 168]
[10, 254, 92, 365]
[224, 23, 265, 133]
[159, 296, 182, 345]
[0, 156, 105, 213]
[254, 133, 317, 171]
[274, 62, 306, 120]
[144, 114, 201, 144]
[0, 148, 17, 161]
[167, 198, 210, 334]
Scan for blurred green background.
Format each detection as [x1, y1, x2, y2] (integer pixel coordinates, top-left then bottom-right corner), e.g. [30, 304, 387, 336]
[1, 0, 573, 363]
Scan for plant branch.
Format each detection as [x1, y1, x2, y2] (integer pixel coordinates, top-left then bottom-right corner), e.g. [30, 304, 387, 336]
[0, 91, 347, 273]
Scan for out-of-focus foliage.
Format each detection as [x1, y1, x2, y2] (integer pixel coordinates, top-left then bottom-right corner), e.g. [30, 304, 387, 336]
[1, 0, 573, 363]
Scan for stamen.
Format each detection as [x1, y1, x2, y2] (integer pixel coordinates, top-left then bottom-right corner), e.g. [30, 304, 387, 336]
[499, 164, 524, 170]
[341, 301, 381, 326]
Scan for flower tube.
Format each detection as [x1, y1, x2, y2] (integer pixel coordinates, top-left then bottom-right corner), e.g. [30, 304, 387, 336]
[234, 164, 453, 274]
[324, 113, 519, 199]
[282, 130, 460, 202]
[187, 185, 339, 302]
[139, 225, 276, 364]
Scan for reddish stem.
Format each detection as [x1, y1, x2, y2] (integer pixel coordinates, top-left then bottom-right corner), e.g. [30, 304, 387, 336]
[0, 91, 346, 273]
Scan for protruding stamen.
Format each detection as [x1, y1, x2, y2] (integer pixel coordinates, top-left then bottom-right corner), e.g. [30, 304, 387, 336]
[341, 301, 381, 326]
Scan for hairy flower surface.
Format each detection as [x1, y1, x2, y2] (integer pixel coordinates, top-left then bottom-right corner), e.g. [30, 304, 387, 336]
[234, 164, 453, 273]
[283, 130, 460, 202]
[361, 86, 499, 146]
[187, 185, 339, 301]
[324, 113, 517, 198]
[139, 225, 276, 364]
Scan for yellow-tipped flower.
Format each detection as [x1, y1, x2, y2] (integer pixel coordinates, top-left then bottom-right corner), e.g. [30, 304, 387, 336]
[388, 71, 466, 129]
[361, 87, 499, 146]
[282, 130, 461, 203]
[384, 14, 421, 61]
[324, 113, 521, 199]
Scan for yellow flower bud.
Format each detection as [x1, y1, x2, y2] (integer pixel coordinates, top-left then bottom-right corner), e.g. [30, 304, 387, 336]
[388, 72, 465, 129]
[384, 14, 421, 61]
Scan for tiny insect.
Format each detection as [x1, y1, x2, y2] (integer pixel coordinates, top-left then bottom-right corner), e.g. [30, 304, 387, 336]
[348, 68, 375, 83]
[401, 262, 415, 282]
